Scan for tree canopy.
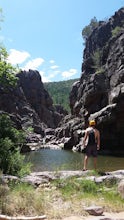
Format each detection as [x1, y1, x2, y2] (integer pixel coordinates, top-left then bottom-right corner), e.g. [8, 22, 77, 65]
[0, 8, 31, 176]
[0, 114, 31, 176]
[0, 47, 18, 88]
[82, 17, 99, 43]
[44, 79, 79, 112]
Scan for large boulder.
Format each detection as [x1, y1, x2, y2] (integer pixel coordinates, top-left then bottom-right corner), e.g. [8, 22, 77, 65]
[17, 70, 62, 128]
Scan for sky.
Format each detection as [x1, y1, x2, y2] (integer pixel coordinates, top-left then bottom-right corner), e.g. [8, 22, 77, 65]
[0, 0, 124, 82]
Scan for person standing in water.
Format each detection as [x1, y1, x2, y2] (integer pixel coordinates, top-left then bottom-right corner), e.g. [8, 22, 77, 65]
[83, 119, 100, 171]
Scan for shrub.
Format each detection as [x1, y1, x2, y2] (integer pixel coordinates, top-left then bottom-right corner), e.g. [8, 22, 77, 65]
[92, 49, 102, 70]
[0, 47, 18, 88]
[0, 114, 31, 176]
[112, 26, 123, 37]
[82, 17, 99, 43]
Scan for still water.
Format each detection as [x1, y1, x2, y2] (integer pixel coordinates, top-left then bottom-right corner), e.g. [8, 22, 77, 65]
[25, 149, 124, 172]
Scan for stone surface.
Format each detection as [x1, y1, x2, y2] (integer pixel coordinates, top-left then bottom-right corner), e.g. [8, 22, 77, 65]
[1, 169, 123, 188]
[0, 215, 47, 220]
[117, 179, 124, 199]
[84, 206, 104, 216]
[18, 70, 63, 129]
[61, 212, 124, 220]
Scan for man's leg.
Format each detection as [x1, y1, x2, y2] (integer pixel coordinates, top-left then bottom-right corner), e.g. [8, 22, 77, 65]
[93, 157, 97, 170]
[83, 155, 88, 170]
[93, 144, 98, 170]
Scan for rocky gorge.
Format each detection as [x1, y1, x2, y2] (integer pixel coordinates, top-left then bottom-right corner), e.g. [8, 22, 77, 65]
[0, 7, 124, 156]
[0, 7, 124, 220]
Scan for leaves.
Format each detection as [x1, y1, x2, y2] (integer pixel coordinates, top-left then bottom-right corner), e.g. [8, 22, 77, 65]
[0, 114, 31, 177]
[44, 79, 79, 112]
[82, 17, 99, 43]
[0, 47, 18, 88]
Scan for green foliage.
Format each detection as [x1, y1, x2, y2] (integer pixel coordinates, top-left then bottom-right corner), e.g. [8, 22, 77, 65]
[92, 49, 105, 74]
[80, 179, 98, 193]
[0, 47, 18, 88]
[95, 67, 105, 74]
[91, 48, 104, 74]
[0, 175, 123, 217]
[0, 114, 31, 177]
[112, 26, 123, 37]
[53, 176, 122, 200]
[82, 17, 99, 42]
[53, 177, 98, 198]
[26, 126, 34, 133]
[44, 78, 79, 112]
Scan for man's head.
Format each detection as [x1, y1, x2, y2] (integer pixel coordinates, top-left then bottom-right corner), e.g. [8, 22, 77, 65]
[89, 120, 96, 126]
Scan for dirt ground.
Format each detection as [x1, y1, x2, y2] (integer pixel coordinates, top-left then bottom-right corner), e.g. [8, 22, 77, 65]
[61, 211, 124, 220]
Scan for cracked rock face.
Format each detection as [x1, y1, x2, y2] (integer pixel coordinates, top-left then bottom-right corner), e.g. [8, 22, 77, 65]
[68, 8, 124, 153]
[0, 69, 65, 137]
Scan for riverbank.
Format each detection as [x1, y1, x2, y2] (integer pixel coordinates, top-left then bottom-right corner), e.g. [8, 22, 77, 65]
[1, 169, 124, 219]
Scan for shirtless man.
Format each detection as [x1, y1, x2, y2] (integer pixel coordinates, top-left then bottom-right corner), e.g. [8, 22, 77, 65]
[83, 119, 100, 171]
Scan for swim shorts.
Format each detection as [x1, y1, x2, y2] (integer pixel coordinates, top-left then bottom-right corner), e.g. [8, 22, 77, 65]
[85, 144, 97, 157]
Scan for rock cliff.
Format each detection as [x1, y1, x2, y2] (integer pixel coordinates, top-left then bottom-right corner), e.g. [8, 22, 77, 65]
[0, 69, 65, 139]
[69, 7, 124, 154]
[17, 70, 63, 129]
[46, 7, 124, 155]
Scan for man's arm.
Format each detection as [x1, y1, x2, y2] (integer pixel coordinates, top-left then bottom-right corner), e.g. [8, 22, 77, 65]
[97, 130, 100, 150]
[83, 130, 88, 147]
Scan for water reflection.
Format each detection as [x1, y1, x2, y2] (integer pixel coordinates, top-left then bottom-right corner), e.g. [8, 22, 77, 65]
[25, 149, 124, 172]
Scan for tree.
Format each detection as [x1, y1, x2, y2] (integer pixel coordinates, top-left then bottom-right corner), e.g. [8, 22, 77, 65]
[44, 79, 79, 112]
[82, 17, 99, 43]
[0, 47, 18, 88]
[0, 114, 31, 176]
[0, 9, 30, 177]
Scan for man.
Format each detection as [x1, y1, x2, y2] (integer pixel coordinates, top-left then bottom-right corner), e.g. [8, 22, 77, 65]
[83, 119, 100, 171]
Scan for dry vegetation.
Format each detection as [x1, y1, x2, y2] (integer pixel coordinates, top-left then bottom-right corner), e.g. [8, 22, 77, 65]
[0, 177, 124, 220]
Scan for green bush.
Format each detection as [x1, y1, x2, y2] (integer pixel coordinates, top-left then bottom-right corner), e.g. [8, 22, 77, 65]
[53, 177, 98, 198]
[82, 17, 99, 42]
[112, 26, 123, 37]
[92, 49, 101, 70]
[0, 47, 18, 88]
[0, 114, 31, 177]
[80, 179, 98, 193]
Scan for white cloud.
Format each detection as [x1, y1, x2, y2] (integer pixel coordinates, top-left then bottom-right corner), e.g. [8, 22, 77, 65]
[8, 49, 30, 65]
[23, 58, 45, 70]
[50, 65, 59, 69]
[62, 68, 77, 79]
[7, 48, 78, 82]
[39, 69, 60, 82]
[39, 71, 50, 82]
[49, 71, 59, 79]
[49, 60, 55, 64]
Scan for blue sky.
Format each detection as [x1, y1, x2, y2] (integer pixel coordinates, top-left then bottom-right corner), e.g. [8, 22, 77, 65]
[0, 0, 124, 82]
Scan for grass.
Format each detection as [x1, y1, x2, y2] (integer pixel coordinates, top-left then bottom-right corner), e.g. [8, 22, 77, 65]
[0, 176, 124, 219]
